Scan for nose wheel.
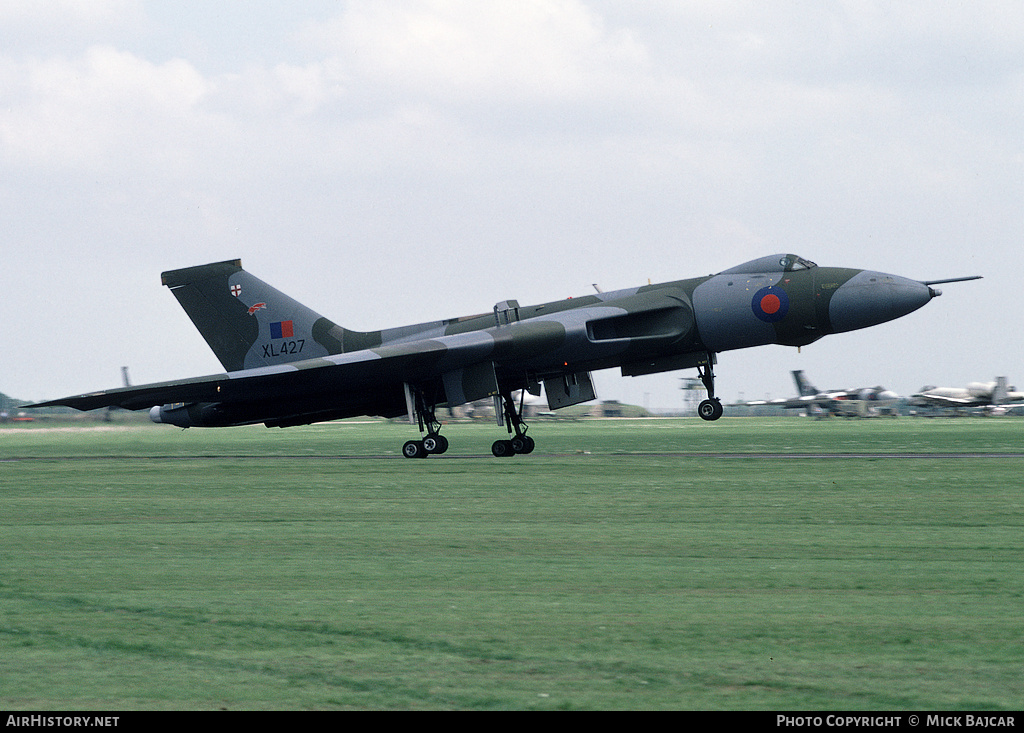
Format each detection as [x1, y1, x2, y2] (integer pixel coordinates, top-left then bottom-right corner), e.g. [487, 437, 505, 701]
[697, 354, 723, 421]
[697, 398, 723, 421]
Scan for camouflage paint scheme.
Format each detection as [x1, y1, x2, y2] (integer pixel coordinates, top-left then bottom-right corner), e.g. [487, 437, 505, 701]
[28, 254, 970, 454]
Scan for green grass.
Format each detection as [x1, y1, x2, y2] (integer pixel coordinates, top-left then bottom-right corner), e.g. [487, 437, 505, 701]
[1, 418, 1022, 709]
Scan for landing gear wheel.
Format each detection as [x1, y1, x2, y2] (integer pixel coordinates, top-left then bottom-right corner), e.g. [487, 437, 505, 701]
[493, 388, 538, 457]
[422, 434, 449, 455]
[491, 439, 515, 457]
[403, 440, 428, 458]
[511, 435, 536, 454]
[695, 354, 724, 422]
[697, 398, 723, 421]
[404, 383, 450, 457]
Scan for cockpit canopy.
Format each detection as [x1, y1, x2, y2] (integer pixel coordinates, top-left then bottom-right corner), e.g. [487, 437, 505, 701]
[719, 254, 817, 275]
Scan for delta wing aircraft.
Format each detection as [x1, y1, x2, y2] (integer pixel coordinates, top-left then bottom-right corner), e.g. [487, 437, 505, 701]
[27, 255, 979, 457]
[911, 377, 1024, 415]
[742, 370, 901, 417]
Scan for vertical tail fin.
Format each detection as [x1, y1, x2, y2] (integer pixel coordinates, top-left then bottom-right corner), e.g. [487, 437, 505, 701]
[161, 259, 373, 372]
[993, 376, 1009, 405]
[791, 370, 817, 396]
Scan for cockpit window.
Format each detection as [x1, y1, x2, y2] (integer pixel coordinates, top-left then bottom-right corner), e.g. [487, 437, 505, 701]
[720, 254, 817, 275]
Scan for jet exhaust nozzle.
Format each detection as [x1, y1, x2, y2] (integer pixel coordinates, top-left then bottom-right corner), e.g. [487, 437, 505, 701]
[150, 402, 225, 428]
[150, 404, 192, 427]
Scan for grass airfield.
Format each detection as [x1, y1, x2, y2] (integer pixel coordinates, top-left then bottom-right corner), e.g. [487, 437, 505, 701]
[1, 417, 1022, 710]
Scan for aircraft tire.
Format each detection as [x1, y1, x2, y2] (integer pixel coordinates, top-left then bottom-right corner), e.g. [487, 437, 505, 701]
[698, 398, 724, 421]
[511, 435, 535, 454]
[491, 439, 515, 457]
[423, 435, 449, 454]
[403, 440, 428, 458]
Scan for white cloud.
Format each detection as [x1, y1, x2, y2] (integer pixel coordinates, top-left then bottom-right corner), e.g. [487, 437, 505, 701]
[300, 0, 648, 103]
[0, 46, 208, 171]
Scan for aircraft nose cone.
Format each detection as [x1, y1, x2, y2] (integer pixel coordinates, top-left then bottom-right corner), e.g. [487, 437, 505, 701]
[829, 270, 933, 334]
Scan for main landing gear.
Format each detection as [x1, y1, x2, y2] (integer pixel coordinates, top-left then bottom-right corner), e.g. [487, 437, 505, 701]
[401, 384, 538, 458]
[402, 432, 448, 459]
[401, 382, 538, 458]
[491, 389, 535, 457]
[402, 386, 450, 459]
[696, 354, 724, 422]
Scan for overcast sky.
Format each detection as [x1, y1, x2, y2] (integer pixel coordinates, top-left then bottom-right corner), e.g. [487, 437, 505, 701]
[3, 1, 1021, 410]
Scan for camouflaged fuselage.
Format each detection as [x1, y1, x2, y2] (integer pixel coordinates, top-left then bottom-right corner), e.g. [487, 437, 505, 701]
[29, 254, 939, 429]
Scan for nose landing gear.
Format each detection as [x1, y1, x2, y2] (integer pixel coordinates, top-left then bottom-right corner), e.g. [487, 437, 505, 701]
[696, 354, 723, 421]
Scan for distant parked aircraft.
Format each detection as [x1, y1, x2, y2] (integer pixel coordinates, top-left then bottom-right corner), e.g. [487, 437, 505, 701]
[741, 370, 900, 417]
[911, 377, 1024, 414]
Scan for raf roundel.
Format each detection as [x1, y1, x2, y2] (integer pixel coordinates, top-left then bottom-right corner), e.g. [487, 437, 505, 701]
[751, 286, 789, 323]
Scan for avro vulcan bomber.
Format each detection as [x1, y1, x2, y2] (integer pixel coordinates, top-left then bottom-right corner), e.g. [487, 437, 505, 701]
[27, 255, 979, 457]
